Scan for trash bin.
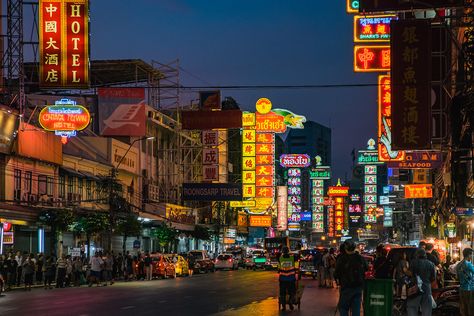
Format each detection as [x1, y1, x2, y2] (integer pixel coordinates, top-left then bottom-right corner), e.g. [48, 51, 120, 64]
[363, 279, 394, 316]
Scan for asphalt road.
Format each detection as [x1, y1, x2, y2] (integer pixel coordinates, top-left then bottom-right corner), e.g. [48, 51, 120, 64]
[0, 269, 290, 316]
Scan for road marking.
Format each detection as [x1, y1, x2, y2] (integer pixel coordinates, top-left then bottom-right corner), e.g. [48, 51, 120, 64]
[121, 306, 136, 310]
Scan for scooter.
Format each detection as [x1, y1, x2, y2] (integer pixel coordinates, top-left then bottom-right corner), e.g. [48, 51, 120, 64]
[432, 285, 460, 316]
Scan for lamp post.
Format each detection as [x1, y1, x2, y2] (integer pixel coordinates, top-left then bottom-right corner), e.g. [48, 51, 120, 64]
[107, 136, 155, 252]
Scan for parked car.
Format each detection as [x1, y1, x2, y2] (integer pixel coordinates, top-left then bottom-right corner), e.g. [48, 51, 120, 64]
[151, 254, 176, 278]
[215, 254, 239, 270]
[188, 250, 215, 273]
[164, 254, 189, 277]
[250, 249, 272, 270]
[244, 255, 256, 269]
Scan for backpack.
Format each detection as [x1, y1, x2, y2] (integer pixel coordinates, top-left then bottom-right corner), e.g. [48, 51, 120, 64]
[342, 254, 365, 287]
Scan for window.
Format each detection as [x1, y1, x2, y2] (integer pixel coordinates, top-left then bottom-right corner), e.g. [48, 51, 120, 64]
[24, 171, 32, 194]
[14, 169, 21, 201]
[78, 178, 83, 196]
[38, 175, 47, 196]
[59, 174, 65, 198]
[86, 180, 92, 200]
[67, 176, 75, 194]
[47, 177, 54, 196]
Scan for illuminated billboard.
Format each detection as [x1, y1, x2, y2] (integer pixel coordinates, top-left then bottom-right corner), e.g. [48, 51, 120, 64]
[354, 45, 390, 72]
[354, 15, 396, 42]
[347, 0, 359, 13]
[39, 98, 90, 138]
[327, 186, 349, 197]
[280, 154, 311, 168]
[378, 75, 405, 161]
[249, 215, 272, 227]
[277, 186, 288, 231]
[39, 0, 90, 88]
[405, 184, 433, 199]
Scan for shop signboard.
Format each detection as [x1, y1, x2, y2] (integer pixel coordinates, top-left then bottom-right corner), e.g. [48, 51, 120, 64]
[327, 186, 349, 197]
[182, 110, 242, 130]
[358, 0, 464, 12]
[182, 183, 242, 201]
[354, 15, 396, 42]
[391, 19, 431, 150]
[280, 154, 311, 168]
[451, 207, 474, 217]
[347, 0, 359, 13]
[249, 215, 272, 227]
[277, 186, 288, 231]
[404, 184, 433, 199]
[0, 109, 19, 154]
[310, 167, 331, 179]
[230, 200, 256, 208]
[354, 45, 390, 72]
[358, 150, 384, 165]
[387, 151, 443, 169]
[39, 0, 90, 88]
[287, 221, 300, 231]
[39, 99, 90, 138]
[2, 232, 13, 244]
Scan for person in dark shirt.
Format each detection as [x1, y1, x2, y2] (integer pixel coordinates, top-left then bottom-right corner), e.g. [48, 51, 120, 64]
[334, 240, 368, 316]
[406, 248, 435, 316]
[373, 244, 390, 279]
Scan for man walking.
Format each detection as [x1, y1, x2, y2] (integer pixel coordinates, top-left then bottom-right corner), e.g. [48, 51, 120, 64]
[334, 240, 368, 316]
[144, 252, 152, 281]
[278, 246, 298, 311]
[89, 252, 103, 287]
[456, 247, 474, 316]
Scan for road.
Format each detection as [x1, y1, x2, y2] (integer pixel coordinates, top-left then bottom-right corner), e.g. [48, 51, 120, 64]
[0, 270, 339, 316]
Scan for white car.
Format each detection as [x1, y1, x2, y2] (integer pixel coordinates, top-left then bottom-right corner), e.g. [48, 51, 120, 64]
[214, 254, 239, 270]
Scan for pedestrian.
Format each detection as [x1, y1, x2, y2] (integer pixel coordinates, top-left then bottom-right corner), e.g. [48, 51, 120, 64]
[373, 244, 390, 279]
[455, 247, 474, 316]
[125, 252, 133, 281]
[278, 246, 298, 311]
[116, 253, 123, 280]
[73, 257, 83, 286]
[105, 252, 114, 285]
[36, 253, 44, 285]
[5, 252, 16, 291]
[44, 256, 55, 290]
[144, 252, 152, 281]
[323, 248, 336, 288]
[187, 254, 195, 277]
[312, 248, 323, 288]
[137, 255, 145, 280]
[22, 254, 35, 291]
[65, 255, 73, 287]
[56, 254, 67, 288]
[394, 251, 410, 298]
[15, 251, 23, 287]
[88, 252, 103, 287]
[334, 240, 368, 316]
[405, 248, 436, 316]
[0, 255, 6, 293]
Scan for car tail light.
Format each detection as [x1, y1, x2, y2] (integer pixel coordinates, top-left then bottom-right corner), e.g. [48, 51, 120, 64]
[228, 258, 232, 262]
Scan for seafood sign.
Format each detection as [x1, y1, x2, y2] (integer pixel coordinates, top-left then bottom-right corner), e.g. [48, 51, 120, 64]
[280, 154, 311, 168]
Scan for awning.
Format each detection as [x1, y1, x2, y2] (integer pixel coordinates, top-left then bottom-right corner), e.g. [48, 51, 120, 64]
[59, 166, 84, 178]
[79, 170, 101, 181]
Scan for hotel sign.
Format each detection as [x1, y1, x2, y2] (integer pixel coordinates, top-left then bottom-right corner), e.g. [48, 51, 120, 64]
[39, 98, 90, 137]
[39, 0, 90, 88]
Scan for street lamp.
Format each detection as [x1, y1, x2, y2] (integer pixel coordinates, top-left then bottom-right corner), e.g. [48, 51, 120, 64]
[115, 136, 155, 174]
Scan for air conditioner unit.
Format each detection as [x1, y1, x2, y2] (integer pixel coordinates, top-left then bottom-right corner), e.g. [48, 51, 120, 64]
[28, 194, 37, 203]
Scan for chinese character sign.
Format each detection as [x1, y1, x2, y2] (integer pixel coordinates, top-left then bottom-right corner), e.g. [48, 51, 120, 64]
[391, 19, 431, 150]
[378, 75, 405, 161]
[202, 130, 219, 147]
[404, 184, 433, 199]
[277, 186, 288, 231]
[312, 179, 325, 233]
[364, 164, 377, 223]
[39, 0, 90, 88]
[354, 45, 390, 72]
[354, 15, 396, 42]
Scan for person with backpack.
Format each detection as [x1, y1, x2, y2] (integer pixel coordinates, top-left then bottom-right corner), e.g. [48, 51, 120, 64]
[405, 248, 436, 316]
[334, 240, 368, 316]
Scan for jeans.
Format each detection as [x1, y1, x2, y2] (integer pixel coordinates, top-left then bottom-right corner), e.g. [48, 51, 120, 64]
[338, 286, 362, 316]
[145, 266, 152, 280]
[406, 290, 432, 316]
[279, 280, 296, 306]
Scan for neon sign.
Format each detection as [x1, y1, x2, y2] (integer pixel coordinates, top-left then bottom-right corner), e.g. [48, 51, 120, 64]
[405, 184, 433, 199]
[378, 75, 405, 161]
[346, 0, 359, 13]
[327, 186, 349, 197]
[39, 99, 90, 138]
[354, 15, 396, 42]
[354, 45, 390, 72]
[280, 154, 311, 168]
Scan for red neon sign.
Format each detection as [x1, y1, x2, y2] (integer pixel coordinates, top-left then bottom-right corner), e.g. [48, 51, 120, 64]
[354, 45, 390, 72]
[39, 105, 91, 132]
[39, 0, 89, 88]
[378, 75, 405, 161]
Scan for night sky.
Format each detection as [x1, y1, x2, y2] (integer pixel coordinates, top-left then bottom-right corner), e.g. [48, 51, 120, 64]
[90, 1, 379, 180]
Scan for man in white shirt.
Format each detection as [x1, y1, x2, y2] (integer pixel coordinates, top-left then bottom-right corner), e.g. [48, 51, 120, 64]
[89, 252, 103, 287]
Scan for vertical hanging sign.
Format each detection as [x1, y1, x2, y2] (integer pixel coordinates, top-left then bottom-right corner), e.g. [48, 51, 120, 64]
[391, 19, 431, 150]
[39, 0, 90, 88]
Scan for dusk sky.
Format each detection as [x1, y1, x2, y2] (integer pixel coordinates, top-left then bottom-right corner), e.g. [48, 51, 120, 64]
[91, 1, 379, 180]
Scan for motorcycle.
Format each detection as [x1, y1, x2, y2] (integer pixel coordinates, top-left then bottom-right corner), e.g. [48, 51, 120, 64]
[432, 285, 460, 316]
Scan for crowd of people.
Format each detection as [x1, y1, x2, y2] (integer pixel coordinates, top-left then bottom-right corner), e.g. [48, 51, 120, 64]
[0, 250, 185, 291]
[278, 240, 474, 316]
